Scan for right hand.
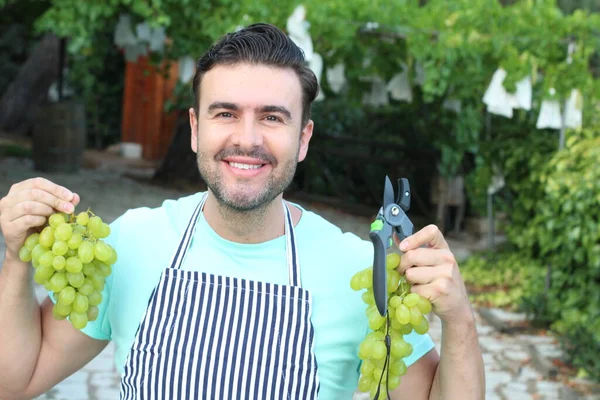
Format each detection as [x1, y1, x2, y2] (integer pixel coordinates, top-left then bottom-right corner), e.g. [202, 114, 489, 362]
[0, 177, 80, 261]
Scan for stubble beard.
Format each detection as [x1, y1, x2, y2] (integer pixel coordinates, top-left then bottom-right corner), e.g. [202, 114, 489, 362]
[196, 146, 299, 214]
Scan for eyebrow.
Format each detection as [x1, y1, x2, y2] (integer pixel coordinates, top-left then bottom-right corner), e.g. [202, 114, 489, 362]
[207, 102, 292, 121]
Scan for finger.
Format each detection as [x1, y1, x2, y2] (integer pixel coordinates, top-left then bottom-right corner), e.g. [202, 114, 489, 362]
[12, 214, 48, 233]
[9, 177, 74, 204]
[398, 247, 454, 275]
[3, 201, 55, 222]
[398, 224, 448, 252]
[72, 193, 81, 208]
[2, 188, 75, 214]
[404, 266, 437, 285]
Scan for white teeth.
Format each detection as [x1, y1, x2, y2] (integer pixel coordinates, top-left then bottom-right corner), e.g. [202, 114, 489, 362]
[229, 162, 262, 170]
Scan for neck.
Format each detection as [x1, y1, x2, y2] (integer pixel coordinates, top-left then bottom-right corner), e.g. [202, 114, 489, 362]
[202, 192, 288, 244]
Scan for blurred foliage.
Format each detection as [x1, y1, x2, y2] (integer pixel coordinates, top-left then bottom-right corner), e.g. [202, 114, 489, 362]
[20, 0, 599, 178]
[463, 124, 600, 381]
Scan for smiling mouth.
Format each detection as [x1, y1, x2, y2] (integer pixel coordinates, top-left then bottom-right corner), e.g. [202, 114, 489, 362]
[227, 161, 265, 170]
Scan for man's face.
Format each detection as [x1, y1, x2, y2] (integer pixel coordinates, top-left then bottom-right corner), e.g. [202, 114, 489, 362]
[189, 63, 313, 212]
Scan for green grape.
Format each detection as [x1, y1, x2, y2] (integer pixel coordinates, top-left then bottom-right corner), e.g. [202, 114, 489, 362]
[90, 273, 105, 291]
[372, 367, 385, 382]
[54, 302, 72, 316]
[386, 252, 400, 269]
[48, 272, 68, 293]
[24, 233, 40, 250]
[409, 306, 424, 326]
[65, 257, 83, 273]
[416, 296, 432, 315]
[88, 291, 102, 306]
[52, 241, 68, 256]
[31, 244, 48, 262]
[350, 272, 363, 291]
[93, 241, 111, 262]
[18, 246, 32, 262]
[370, 383, 387, 399]
[73, 224, 86, 235]
[82, 263, 96, 277]
[368, 312, 386, 331]
[403, 293, 420, 308]
[67, 233, 83, 250]
[66, 271, 85, 288]
[395, 304, 411, 325]
[360, 359, 375, 377]
[106, 245, 117, 265]
[389, 295, 402, 308]
[72, 293, 89, 313]
[78, 279, 95, 296]
[52, 304, 68, 320]
[98, 223, 111, 239]
[387, 375, 401, 390]
[65, 248, 77, 258]
[76, 212, 89, 226]
[34, 265, 54, 285]
[69, 311, 88, 330]
[390, 337, 412, 359]
[87, 216, 103, 237]
[39, 226, 55, 248]
[87, 305, 99, 322]
[54, 223, 73, 241]
[358, 375, 372, 392]
[48, 213, 66, 228]
[78, 241, 95, 264]
[390, 359, 407, 377]
[362, 290, 375, 305]
[52, 255, 66, 270]
[371, 341, 386, 360]
[58, 286, 76, 305]
[412, 316, 429, 335]
[94, 261, 111, 278]
[38, 251, 54, 268]
[387, 269, 400, 293]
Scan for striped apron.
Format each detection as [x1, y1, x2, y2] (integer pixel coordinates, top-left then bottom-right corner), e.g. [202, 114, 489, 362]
[119, 195, 320, 399]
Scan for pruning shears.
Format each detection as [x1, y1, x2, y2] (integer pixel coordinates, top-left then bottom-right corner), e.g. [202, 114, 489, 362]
[369, 175, 414, 317]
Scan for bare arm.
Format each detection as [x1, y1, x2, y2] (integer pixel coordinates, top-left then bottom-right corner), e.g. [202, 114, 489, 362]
[0, 259, 107, 398]
[0, 178, 108, 398]
[427, 313, 485, 400]
[388, 225, 485, 400]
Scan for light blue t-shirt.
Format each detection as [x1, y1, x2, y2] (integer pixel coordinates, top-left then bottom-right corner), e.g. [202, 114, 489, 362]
[78, 192, 435, 398]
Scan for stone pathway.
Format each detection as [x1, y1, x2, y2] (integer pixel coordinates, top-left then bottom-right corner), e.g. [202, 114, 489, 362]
[0, 156, 598, 400]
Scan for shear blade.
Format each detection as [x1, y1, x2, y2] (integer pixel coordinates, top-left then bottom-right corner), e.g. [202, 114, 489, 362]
[383, 175, 395, 208]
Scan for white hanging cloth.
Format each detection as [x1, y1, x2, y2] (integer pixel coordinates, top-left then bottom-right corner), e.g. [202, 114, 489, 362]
[386, 63, 412, 102]
[286, 5, 314, 62]
[536, 96, 562, 129]
[482, 68, 519, 118]
[326, 63, 346, 94]
[178, 56, 196, 84]
[564, 89, 583, 129]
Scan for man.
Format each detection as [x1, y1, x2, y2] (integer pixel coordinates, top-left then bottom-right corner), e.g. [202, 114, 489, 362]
[0, 23, 484, 399]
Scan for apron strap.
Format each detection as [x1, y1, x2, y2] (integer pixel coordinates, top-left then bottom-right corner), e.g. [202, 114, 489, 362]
[171, 193, 302, 288]
[284, 202, 302, 287]
[168, 195, 205, 270]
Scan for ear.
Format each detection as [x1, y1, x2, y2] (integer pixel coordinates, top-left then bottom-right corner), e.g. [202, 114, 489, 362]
[297, 119, 314, 162]
[189, 107, 198, 153]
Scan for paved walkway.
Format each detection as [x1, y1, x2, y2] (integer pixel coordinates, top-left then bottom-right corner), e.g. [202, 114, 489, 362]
[0, 156, 597, 400]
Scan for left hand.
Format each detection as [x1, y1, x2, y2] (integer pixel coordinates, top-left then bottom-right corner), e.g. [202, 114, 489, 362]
[394, 224, 473, 325]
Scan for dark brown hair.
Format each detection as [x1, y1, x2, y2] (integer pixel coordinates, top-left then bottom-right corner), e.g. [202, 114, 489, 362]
[192, 23, 319, 126]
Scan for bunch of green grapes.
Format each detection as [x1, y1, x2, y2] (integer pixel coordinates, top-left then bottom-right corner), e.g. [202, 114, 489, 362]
[18, 210, 116, 330]
[350, 252, 432, 399]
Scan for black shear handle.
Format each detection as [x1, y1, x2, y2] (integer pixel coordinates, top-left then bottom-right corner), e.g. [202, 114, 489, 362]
[369, 227, 390, 317]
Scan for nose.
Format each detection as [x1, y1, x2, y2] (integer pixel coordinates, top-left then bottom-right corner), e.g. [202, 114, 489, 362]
[231, 117, 263, 150]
